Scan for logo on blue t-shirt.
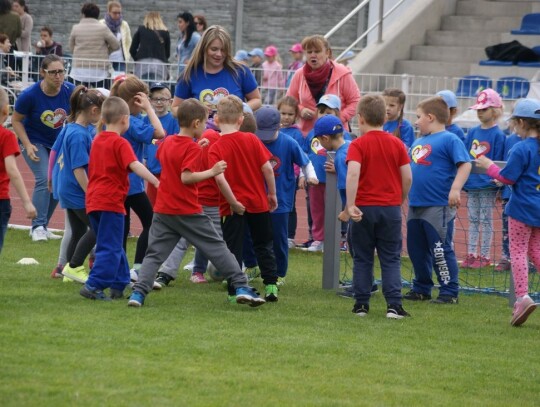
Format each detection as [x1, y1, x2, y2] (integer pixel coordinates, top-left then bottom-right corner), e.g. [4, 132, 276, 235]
[469, 139, 491, 158]
[200, 87, 229, 110]
[411, 144, 432, 166]
[310, 138, 327, 156]
[269, 155, 282, 177]
[40, 108, 67, 129]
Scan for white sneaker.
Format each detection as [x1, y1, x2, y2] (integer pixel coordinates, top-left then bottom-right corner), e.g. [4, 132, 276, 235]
[307, 240, 324, 252]
[183, 260, 195, 272]
[287, 239, 296, 249]
[31, 226, 48, 242]
[130, 268, 139, 282]
[46, 230, 62, 240]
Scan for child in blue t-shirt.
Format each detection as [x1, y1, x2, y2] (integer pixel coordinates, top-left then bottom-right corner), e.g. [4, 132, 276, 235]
[302, 94, 351, 253]
[475, 98, 540, 326]
[57, 87, 106, 284]
[405, 96, 471, 304]
[110, 75, 165, 275]
[254, 105, 317, 281]
[277, 96, 307, 248]
[382, 88, 415, 149]
[462, 89, 505, 269]
[143, 82, 179, 207]
[436, 90, 466, 143]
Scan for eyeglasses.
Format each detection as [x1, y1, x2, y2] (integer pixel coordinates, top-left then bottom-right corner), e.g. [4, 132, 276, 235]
[195, 22, 203, 26]
[150, 98, 171, 104]
[44, 68, 66, 77]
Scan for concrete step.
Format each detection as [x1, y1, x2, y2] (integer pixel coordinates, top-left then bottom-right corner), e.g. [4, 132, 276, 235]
[441, 15, 522, 32]
[426, 30, 502, 47]
[411, 45, 487, 63]
[456, 0, 534, 17]
[500, 33, 540, 48]
[395, 60, 472, 78]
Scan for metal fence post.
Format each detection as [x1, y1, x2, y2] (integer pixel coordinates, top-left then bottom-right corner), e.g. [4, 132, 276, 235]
[322, 151, 341, 289]
[378, 0, 385, 43]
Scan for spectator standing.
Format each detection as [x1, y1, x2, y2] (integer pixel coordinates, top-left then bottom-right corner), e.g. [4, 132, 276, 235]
[248, 47, 263, 86]
[193, 15, 207, 36]
[11, 0, 31, 52]
[0, 0, 21, 51]
[286, 42, 304, 87]
[100, 1, 132, 72]
[175, 11, 200, 77]
[130, 11, 170, 81]
[69, 2, 120, 88]
[262, 45, 284, 105]
[35, 26, 62, 56]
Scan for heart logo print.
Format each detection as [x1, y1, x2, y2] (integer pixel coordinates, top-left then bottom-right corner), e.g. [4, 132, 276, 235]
[411, 144, 432, 166]
[470, 139, 490, 158]
[41, 108, 67, 129]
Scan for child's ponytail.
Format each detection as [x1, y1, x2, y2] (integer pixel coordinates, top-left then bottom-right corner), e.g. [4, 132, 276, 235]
[68, 85, 106, 123]
[382, 88, 406, 140]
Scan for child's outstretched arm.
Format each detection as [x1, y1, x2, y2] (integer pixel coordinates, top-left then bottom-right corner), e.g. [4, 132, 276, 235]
[345, 160, 362, 222]
[400, 164, 412, 203]
[5, 155, 36, 219]
[475, 156, 515, 185]
[448, 161, 472, 209]
[182, 160, 227, 184]
[129, 161, 159, 188]
[261, 161, 277, 212]
[214, 173, 245, 215]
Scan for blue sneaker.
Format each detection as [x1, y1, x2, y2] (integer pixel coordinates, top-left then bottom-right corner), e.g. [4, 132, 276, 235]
[128, 291, 145, 307]
[235, 286, 266, 307]
[80, 284, 111, 301]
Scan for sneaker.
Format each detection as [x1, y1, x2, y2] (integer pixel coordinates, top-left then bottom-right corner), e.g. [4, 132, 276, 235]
[371, 284, 379, 294]
[287, 238, 296, 249]
[190, 272, 208, 284]
[50, 264, 64, 279]
[264, 284, 278, 302]
[511, 295, 536, 326]
[495, 258, 511, 272]
[403, 290, 431, 301]
[183, 260, 195, 272]
[386, 304, 411, 319]
[296, 239, 313, 249]
[62, 275, 73, 283]
[109, 288, 124, 300]
[307, 240, 324, 252]
[80, 284, 111, 301]
[461, 254, 477, 268]
[430, 295, 458, 304]
[46, 229, 62, 240]
[471, 256, 492, 269]
[337, 286, 354, 298]
[235, 286, 266, 307]
[61, 264, 88, 284]
[31, 226, 48, 242]
[340, 240, 348, 252]
[129, 268, 139, 282]
[352, 302, 369, 317]
[277, 277, 286, 286]
[127, 291, 145, 307]
[244, 266, 260, 281]
[154, 272, 174, 289]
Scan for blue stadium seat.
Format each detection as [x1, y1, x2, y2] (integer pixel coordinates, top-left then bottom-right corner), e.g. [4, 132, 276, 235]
[496, 76, 530, 99]
[517, 46, 540, 67]
[456, 75, 493, 97]
[479, 60, 513, 66]
[511, 13, 540, 35]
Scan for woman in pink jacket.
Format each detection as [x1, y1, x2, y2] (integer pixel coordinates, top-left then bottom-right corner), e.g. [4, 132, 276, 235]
[286, 35, 360, 136]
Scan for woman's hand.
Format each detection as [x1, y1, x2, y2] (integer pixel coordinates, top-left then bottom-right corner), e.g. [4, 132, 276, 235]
[25, 144, 39, 162]
[301, 108, 316, 121]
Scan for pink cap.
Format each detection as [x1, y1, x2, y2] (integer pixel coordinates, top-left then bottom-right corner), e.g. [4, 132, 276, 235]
[469, 89, 503, 110]
[264, 45, 278, 57]
[289, 43, 303, 53]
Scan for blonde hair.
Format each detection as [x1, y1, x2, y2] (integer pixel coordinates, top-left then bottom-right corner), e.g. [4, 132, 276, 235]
[101, 96, 129, 125]
[357, 94, 386, 127]
[217, 95, 243, 125]
[143, 11, 168, 31]
[110, 74, 149, 105]
[182, 25, 247, 83]
[417, 96, 450, 125]
[107, 1, 121, 12]
[177, 98, 207, 128]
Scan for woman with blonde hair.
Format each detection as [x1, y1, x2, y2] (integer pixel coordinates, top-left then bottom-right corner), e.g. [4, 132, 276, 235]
[130, 11, 170, 81]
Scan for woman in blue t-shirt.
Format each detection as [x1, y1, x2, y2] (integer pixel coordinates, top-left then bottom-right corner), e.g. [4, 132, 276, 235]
[11, 54, 75, 242]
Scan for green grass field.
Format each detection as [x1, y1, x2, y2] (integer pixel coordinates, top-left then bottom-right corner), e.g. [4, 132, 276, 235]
[1, 228, 539, 406]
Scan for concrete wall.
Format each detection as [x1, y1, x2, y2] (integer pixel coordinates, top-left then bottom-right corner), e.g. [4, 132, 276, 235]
[349, 0, 458, 74]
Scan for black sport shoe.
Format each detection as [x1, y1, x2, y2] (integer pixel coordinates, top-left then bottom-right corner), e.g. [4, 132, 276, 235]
[109, 288, 124, 300]
[296, 239, 313, 248]
[386, 304, 410, 319]
[403, 290, 431, 301]
[337, 284, 378, 299]
[80, 284, 111, 301]
[430, 295, 458, 304]
[154, 272, 174, 289]
[352, 302, 369, 317]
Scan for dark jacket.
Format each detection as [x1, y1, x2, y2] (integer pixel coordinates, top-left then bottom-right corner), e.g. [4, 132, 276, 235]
[130, 26, 170, 62]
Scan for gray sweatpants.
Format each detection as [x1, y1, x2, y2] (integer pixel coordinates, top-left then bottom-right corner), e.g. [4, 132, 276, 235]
[133, 213, 248, 295]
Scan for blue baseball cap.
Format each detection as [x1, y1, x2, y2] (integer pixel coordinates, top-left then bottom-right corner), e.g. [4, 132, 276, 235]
[150, 82, 168, 92]
[234, 50, 249, 62]
[513, 98, 540, 119]
[317, 94, 341, 110]
[437, 90, 457, 108]
[254, 105, 281, 141]
[248, 48, 264, 58]
[314, 115, 344, 137]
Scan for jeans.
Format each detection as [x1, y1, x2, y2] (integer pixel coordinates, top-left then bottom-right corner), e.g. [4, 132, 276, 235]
[466, 189, 497, 258]
[20, 143, 58, 229]
[0, 199, 12, 254]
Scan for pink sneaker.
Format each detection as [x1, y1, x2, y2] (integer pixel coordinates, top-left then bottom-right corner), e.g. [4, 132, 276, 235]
[190, 272, 208, 284]
[511, 295, 537, 326]
[461, 254, 477, 268]
[494, 258, 511, 272]
[472, 256, 492, 269]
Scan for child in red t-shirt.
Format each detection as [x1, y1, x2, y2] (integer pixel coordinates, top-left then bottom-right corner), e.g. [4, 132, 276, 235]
[128, 98, 265, 307]
[81, 97, 159, 301]
[0, 88, 36, 254]
[344, 94, 413, 319]
[208, 95, 280, 302]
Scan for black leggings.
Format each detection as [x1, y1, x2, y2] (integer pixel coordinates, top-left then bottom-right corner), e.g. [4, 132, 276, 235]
[67, 208, 95, 267]
[123, 192, 153, 264]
